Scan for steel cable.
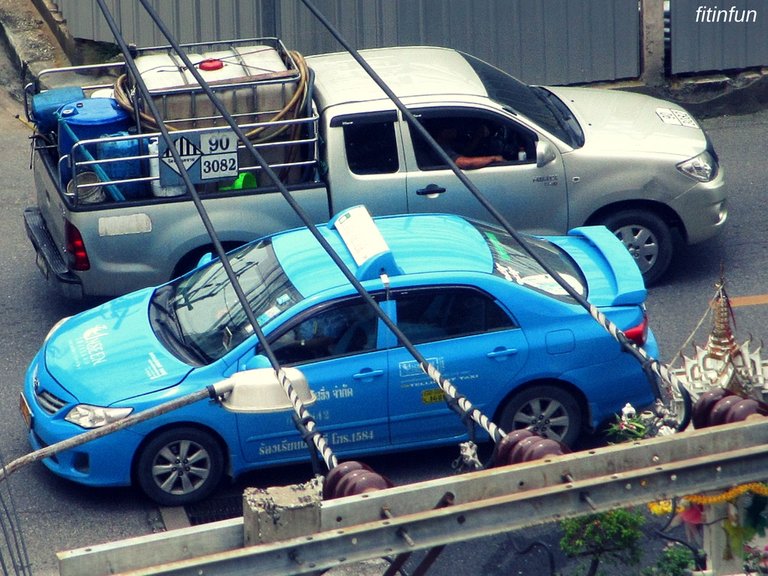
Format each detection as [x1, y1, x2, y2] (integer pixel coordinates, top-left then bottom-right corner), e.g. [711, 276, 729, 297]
[125, 0, 341, 471]
[130, 0, 509, 470]
[298, 0, 691, 432]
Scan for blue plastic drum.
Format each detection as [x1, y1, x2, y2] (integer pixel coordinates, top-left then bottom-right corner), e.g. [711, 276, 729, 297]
[57, 98, 132, 188]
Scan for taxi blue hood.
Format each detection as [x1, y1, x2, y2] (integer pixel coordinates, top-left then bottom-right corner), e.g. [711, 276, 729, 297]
[42, 289, 193, 405]
[551, 226, 647, 307]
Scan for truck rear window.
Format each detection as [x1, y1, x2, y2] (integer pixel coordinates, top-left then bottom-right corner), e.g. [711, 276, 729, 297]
[340, 116, 399, 175]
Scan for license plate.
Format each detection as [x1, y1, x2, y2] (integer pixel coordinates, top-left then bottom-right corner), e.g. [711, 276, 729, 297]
[19, 393, 32, 429]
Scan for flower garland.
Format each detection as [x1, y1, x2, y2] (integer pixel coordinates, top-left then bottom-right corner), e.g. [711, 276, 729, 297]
[685, 483, 768, 506]
[647, 483, 768, 524]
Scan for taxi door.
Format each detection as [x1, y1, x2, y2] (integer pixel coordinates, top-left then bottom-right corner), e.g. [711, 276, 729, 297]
[236, 296, 390, 463]
[386, 286, 529, 447]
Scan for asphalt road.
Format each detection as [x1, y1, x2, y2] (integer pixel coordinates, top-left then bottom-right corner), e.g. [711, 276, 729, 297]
[0, 66, 766, 573]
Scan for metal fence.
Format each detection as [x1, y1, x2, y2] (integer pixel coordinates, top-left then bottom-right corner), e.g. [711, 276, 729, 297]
[669, 0, 768, 75]
[55, 0, 768, 82]
[56, 0, 640, 86]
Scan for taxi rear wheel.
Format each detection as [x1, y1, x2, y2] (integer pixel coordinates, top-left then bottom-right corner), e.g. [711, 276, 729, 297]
[136, 427, 224, 506]
[498, 385, 582, 447]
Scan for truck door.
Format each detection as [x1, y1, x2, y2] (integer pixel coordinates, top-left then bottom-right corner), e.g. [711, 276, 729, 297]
[402, 108, 569, 235]
[322, 110, 409, 216]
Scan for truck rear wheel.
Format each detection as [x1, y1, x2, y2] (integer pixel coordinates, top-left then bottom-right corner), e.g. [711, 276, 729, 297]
[173, 242, 243, 279]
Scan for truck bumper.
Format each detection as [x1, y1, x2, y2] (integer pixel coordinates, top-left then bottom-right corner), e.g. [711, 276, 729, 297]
[23, 207, 84, 299]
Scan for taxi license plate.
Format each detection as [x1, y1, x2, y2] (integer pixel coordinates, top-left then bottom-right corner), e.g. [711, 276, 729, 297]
[19, 393, 32, 429]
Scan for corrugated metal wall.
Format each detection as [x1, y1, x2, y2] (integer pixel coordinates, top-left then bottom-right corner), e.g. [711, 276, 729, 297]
[670, 0, 768, 74]
[57, 0, 639, 86]
[275, 0, 640, 85]
[57, 0, 278, 48]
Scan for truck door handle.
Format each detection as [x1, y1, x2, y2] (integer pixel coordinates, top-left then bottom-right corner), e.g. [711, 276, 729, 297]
[416, 184, 446, 196]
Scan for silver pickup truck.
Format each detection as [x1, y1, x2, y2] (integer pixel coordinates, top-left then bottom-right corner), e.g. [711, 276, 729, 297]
[23, 37, 726, 299]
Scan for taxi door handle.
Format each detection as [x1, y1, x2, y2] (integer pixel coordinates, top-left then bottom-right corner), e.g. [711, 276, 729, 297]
[353, 369, 384, 380]
[487, 348, 518, 359]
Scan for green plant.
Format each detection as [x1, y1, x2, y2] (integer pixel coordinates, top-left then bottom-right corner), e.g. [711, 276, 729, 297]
[560, 508, 646, 576]
[641, 543, 695, 575]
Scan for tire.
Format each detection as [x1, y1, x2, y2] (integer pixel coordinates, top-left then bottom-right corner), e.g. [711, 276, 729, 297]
[136, 427, 224, 506]
[600, 209, 673, 286]
[172, 242, 243, 279]
[498, 385, 583, 447]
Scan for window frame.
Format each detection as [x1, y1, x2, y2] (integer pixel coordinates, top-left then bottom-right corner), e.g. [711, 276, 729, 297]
[332, 111, 400, 175]
[390, 285, 517, 346]
[261, 294, 383, 366]
[408, 107, 538, 171]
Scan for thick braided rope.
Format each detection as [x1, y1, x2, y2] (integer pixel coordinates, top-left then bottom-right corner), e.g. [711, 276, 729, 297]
[277, 368, 338, 470]
[423, 361, 505, 443]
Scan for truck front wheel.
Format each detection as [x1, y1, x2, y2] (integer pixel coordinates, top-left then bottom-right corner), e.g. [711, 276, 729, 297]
[600, 209, 673, 286]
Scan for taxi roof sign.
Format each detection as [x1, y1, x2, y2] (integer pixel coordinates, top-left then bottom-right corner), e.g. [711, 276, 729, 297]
[329, 205, 403, 281]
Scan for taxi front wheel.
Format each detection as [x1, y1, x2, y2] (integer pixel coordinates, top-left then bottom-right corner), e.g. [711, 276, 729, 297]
[136, 427, 225, 506]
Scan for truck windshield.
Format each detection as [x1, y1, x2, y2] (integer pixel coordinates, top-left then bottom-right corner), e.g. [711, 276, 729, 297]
[150, 240, 302, 364]
[460, 52, 581, 147]
[475, 222, 586, 303]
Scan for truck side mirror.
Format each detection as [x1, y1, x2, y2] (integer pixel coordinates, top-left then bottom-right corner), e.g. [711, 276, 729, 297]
[536, 141, 557, 168]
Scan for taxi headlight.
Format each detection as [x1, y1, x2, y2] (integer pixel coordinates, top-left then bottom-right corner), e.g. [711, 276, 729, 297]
[44, 316, 71, 342]
[677, 150, 717, 182]
[65, 404, 133, 429]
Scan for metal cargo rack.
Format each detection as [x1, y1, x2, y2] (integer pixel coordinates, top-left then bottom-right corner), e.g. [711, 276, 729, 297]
[24, 37, 319, 206]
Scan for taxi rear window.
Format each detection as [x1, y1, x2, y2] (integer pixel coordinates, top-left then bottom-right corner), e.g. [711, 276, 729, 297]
[477, 223, 586, 302]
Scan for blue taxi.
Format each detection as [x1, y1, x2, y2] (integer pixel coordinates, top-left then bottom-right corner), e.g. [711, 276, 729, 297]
[21, 207, 659, 505]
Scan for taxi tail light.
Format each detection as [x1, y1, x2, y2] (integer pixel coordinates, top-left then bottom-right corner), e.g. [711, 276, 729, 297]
[65, 219, 90, 271]
[623, 312, 648, 347]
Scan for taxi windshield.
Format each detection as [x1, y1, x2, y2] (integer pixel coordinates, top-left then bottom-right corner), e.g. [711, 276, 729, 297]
[149, 239, 302, 364]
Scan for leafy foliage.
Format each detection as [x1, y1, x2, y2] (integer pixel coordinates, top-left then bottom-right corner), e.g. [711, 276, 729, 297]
[641, 544, 695, 576]
[560, 508, 646, 575]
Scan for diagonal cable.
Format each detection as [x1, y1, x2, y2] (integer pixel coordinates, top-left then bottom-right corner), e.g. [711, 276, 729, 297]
[299, 0, 691, 430]
[132, 0, 507, 446]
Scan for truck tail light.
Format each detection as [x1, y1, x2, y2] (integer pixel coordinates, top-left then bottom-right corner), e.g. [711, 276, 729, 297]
[65, 219, 90, 271]
[623, 312, 648, 347]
